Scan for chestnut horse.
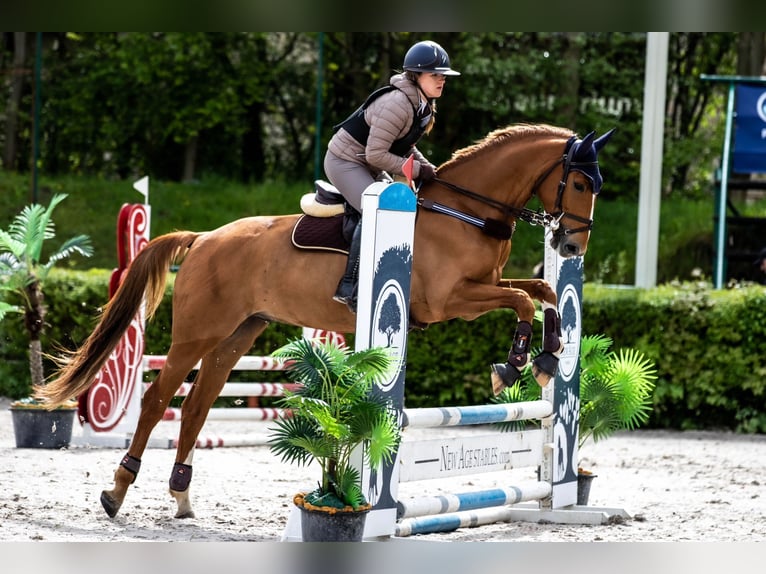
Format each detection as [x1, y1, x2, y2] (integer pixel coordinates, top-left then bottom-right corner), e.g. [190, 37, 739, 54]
[37, 123, 614, 520]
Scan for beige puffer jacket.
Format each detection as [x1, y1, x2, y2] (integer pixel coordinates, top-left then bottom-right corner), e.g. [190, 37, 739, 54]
[327, 73, 434, 179]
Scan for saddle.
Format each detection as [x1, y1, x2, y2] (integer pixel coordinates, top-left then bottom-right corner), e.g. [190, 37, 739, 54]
[292, 181, 359, 254]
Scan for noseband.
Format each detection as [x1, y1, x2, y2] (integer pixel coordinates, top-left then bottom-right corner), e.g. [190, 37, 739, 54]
[422, 135, 598, 240]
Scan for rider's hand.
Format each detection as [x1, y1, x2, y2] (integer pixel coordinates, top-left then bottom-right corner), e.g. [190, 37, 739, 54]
[418, 163, 436, 182]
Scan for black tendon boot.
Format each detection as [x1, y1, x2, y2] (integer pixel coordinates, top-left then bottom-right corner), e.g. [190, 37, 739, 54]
[333, 220, 362, 312]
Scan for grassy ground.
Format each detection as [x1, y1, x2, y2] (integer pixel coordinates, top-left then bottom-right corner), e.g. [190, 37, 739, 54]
[2, 171, 765, 283]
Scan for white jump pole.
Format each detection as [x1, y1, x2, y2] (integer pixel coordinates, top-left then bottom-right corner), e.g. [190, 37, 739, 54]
[281, 179, 416, 542]
[541, 227, 580, 508]
[353, 180, 418, 540]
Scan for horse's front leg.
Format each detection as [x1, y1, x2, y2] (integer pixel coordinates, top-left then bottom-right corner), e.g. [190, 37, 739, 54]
[168, 369, 230, 519]
[100, 341, 206, 518]
[489, 318, 533, 395]
[169, 317, 268, 519]
[435, 281, 540, 395]
[493, 279, 563, 391]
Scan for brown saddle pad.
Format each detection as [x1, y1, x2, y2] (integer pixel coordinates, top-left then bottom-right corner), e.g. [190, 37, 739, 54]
[292, 214, 350, 254]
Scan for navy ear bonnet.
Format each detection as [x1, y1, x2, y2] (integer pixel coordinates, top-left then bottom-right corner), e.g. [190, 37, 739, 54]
[565, 128, 615, 195]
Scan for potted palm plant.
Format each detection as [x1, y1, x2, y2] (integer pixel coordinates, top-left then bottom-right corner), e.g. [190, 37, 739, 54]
[0, 193, 93, 448]
[267, 338, 400, 542]
[494, 333, 657, 504]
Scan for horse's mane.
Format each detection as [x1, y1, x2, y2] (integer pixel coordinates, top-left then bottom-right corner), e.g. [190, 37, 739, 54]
[439, 123, 573, 171]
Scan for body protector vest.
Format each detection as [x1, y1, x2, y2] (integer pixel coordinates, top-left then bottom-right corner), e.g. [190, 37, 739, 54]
[334, 85, 432, 157]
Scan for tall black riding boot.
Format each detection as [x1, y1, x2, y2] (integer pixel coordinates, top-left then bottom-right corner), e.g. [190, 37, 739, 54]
[333, 220, 362, 312]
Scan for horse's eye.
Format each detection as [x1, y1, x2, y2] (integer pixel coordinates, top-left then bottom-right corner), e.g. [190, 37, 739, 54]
[573, 182, 586, 192]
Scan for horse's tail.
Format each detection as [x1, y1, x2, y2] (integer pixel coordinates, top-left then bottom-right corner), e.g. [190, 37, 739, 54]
[35, 231, 200, 408]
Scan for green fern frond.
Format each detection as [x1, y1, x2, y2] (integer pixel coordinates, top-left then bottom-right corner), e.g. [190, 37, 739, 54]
[0, 230, 27, 260]
[343, 346, 395, 385]
[0, 301, 21, 321]
[45, 235, 94, 270]
[267, 416, 323, 466]
[365, 412, 401, 469]
[333, 466, 366, 509]
[10, 194, 67, 263]
[606, 347, 657, 429]
[274, 338, 329, 387]
[580, 334, 612, 377]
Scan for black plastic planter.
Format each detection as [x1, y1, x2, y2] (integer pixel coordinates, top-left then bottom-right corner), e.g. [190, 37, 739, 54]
[298, 503, 369, 542]
[10, 407, 76, 449]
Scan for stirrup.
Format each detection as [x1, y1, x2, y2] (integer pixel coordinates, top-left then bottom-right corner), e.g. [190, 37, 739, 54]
[332, 293, 357, 313]
[333, 280, 354, 305]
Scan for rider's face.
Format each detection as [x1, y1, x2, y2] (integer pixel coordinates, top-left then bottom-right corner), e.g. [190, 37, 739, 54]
[417, 73, 447, 99]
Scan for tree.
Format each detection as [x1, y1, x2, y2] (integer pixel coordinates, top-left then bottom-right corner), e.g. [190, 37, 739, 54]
[737, 32, 766, 76]
[377, 293, 401, 347]
[561, 296, 577, 344]
[2, 33, 27, 171]
[0, 32, 753, 197]
[664, 33, 738, 197]
[40, 33, 277, 181]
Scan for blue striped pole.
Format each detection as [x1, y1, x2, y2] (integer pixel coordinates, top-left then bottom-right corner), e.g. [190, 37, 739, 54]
[402, 400, 552, 429]
[397, 481, 552, 520]
[395, 506, 520, 537]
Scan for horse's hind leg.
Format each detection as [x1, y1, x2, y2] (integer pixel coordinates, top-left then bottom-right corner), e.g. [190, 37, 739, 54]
[100, 340, 210, 518]
[169, 316, 269, 519]
[491, 279, 562, 393]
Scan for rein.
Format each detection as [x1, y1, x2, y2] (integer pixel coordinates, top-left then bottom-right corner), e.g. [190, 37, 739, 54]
[420, 136, 598, 240]
[418, 178, 556, 241]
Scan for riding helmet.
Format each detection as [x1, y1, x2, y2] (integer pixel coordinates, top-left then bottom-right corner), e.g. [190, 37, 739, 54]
[403, 41, 460, 76]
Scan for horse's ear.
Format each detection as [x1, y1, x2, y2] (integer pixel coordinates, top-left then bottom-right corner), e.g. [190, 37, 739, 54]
[594, 128, 616, 151]
[580, 131, 596, 150]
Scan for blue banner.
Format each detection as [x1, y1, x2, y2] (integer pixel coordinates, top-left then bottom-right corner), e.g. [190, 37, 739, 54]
[733, 84, 766, 173]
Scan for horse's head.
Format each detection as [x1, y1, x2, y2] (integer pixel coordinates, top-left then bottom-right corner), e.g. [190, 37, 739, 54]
[536, 128, 615, 257]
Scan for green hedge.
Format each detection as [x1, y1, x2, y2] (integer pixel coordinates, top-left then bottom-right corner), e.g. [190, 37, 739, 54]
[582, 282, 766, 433]
[0, 269, 303, 400]
[0, 269, 112, 398]
[2, 270, 765, 433]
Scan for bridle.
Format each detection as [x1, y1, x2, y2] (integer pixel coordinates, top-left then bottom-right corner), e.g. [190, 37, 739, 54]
[418, 135, 598, 240]
[529, 135, 598, 236]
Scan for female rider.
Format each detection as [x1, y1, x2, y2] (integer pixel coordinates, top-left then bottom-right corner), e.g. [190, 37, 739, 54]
[324, 40, 460, 310]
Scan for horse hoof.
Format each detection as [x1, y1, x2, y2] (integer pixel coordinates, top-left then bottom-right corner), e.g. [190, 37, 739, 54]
[169, 487, 195, 519]
[100, 490, 122, 518]
[531, 351, 559, 387]
[531, 366, 553, 387]
[490, 362, 521, 396]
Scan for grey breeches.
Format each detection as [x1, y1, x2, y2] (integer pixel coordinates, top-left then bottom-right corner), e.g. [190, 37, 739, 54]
[323, 151, 375, 213]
